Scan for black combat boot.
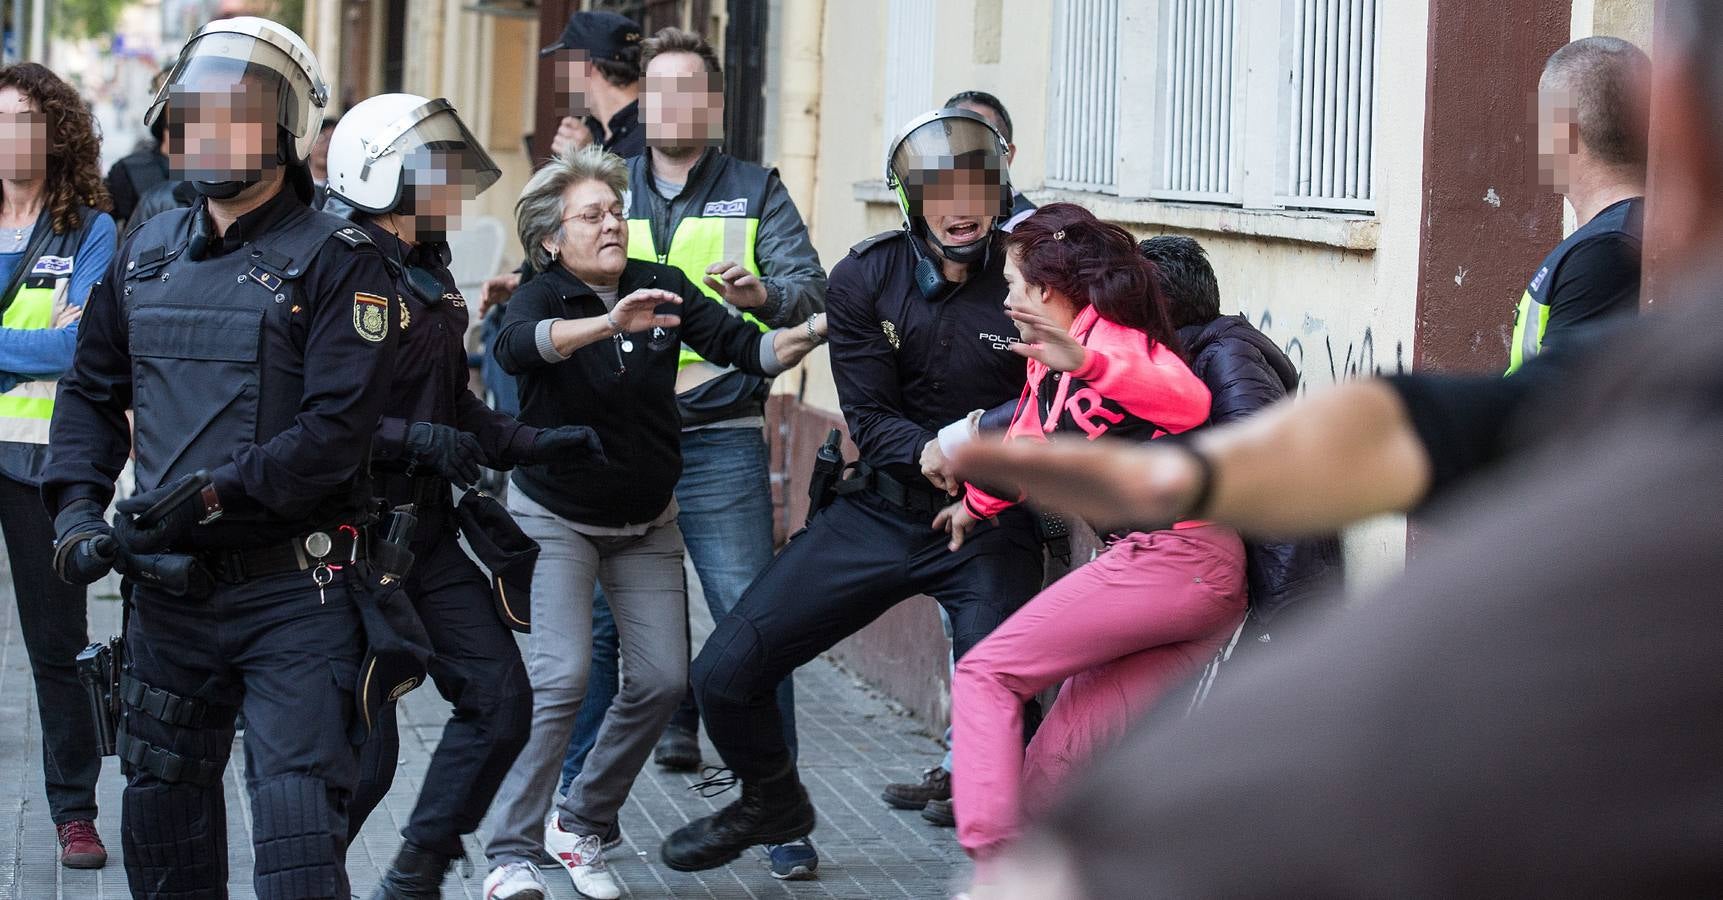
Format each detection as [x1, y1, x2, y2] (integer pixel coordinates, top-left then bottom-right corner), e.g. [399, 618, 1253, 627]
[660, 768, 816, 872]
[367, 841, 456, 900]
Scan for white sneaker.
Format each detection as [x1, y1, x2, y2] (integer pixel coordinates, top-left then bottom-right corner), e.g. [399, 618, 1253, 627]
[482, 860, 548, 900]
[545, 814, 621, 900]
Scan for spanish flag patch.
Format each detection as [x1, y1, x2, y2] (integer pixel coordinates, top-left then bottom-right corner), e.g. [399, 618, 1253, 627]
[354, 292, 390, 343]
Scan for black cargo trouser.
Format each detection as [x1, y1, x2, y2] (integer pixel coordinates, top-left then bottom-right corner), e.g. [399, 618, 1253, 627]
[692, 489, 1044, 783]
[120, 570, 364, 900]
[348, 526, 533, 857]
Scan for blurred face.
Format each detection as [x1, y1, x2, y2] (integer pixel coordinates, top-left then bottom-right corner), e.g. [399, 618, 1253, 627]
[0, 87, 47, 181]
[398, 147, 479, 242]
[1003, 248, 1071, 331]
[643, 51, 723, 152]
[547, 178, 628, 285]
[551, 49, 593, 118]
[1535, 84, 1581, 194]
[919, 166, 999, 251]
[166, 79, 279, 182]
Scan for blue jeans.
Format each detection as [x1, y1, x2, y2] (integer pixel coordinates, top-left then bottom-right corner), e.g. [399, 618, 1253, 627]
[561, 426, 795, 793]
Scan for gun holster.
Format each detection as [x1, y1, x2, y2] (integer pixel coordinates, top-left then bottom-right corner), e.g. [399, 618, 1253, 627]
[76, 638, 122, 757]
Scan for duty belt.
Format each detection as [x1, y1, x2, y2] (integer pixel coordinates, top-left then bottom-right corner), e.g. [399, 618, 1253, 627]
[199, 526, 366, 584]
[834, 462, 948, 516]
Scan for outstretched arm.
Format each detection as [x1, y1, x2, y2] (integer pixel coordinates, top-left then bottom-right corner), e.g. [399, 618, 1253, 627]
[952, 379, 1432, 537]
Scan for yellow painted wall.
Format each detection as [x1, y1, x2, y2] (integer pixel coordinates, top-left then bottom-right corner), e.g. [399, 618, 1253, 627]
[1571, 0, 1654, 45]
[304, 0, 536, 270]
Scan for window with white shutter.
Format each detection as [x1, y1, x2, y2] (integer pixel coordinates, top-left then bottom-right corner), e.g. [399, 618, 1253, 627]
[1278, 0, 1379, 211]
[1154, 0, 1239, 202]
[1046, 0, 1121, 193]
[883, 0, 938, 156]
[1100, 0, 1380, 214]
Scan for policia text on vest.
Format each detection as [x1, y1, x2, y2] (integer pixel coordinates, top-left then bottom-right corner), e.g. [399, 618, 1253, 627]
[623, 149, 826, 425]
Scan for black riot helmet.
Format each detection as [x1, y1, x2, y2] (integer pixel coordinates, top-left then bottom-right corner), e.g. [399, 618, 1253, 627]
[885, 107, 1013, 264]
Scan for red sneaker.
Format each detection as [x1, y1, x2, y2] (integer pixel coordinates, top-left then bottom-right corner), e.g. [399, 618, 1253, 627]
[56, 819, 107, 869]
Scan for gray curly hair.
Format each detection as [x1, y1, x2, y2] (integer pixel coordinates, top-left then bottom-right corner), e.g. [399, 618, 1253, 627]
[515, 144, 630, 272]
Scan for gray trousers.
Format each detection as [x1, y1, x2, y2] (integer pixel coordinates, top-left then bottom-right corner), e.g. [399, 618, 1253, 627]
[484, 491, 689, 864]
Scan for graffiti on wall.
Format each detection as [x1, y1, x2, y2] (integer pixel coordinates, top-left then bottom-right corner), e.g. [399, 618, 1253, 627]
[1242, 308, 1406, 393]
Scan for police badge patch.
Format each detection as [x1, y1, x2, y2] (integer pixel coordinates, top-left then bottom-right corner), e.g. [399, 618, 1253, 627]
[354, 292, 390, 343]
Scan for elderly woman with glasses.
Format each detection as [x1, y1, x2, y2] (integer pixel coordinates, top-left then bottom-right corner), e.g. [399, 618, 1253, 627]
[479, 144, 826, 900]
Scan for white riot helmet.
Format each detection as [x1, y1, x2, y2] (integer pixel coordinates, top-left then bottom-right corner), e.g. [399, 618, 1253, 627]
[145, 17, 329, 165]
[325, 93, 500, 214]
[885, 107, 1012, 264]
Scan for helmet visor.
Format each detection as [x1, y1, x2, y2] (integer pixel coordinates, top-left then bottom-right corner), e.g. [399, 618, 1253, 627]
[146, 29, 320, 149]
[889, 114, 1010, 221]
[386, 102, 502, 199]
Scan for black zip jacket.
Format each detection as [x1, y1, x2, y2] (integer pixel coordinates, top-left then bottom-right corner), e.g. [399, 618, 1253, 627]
[827, 229, 1026, 486]
[494, 259, 777, 526]
[1179, 315, 1341, 622]
[361, 220, 537, 530]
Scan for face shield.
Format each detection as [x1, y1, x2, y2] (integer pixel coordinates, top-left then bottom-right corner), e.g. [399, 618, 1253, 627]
[886, 109, 1012, 263]
[374, 99, 501, 198]
[332, 97, 500, 235]
[156, 58, 287, 187]
[145, 20, 327, 171]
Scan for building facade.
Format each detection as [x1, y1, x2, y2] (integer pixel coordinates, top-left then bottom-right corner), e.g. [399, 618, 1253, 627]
[294, 0, 1654, 727]
[760, 0, 1653, 724]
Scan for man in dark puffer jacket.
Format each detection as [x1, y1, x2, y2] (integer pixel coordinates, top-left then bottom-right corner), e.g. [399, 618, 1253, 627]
[1141, 236, 1342, 637]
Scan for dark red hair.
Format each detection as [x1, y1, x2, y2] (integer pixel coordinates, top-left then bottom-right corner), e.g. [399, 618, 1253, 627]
[1005, 202, 1178, 350]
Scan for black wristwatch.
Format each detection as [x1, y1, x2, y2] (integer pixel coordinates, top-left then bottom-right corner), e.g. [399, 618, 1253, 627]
[1177, 443, 1216, 520]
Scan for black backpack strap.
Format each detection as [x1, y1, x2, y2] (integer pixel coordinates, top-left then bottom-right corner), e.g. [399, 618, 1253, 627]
[0, 206, 58, 317]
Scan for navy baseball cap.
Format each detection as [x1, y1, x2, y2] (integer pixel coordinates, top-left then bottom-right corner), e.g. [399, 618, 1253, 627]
[540, 10, 643, 60]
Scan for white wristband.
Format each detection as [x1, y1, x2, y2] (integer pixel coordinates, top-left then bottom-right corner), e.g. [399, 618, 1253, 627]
[937, 409, 986, 459]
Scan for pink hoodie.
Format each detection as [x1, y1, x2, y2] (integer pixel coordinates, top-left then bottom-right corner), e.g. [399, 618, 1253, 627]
[964, 305, 1211, 520]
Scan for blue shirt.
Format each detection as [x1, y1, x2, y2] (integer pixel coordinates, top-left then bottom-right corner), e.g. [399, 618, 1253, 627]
[0, 212, 117, 391]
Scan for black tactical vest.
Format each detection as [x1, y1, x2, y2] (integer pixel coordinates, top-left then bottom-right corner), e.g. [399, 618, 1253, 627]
[121, 202, 375, 539]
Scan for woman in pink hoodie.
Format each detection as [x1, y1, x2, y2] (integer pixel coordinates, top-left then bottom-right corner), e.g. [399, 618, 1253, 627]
[939, 203, 1249, 877]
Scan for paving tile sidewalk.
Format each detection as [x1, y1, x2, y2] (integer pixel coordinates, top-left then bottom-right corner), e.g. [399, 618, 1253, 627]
[0, 564, 967, 899]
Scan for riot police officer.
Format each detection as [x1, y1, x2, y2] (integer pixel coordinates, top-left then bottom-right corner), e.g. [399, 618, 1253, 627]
[43, 17, 399, 900]
[322, 92, 604, 899]
[660, 108, 1044, 872]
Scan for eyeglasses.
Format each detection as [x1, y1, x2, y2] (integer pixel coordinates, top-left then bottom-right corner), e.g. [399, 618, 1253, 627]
[562, 204, 626, 227]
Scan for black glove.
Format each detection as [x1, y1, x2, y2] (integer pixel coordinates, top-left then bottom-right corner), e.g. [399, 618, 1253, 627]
[52, 499, 116, 586]
[114, 474, 208, 556]
[523, 425, 607, 466]
[405, 422, 485, 485]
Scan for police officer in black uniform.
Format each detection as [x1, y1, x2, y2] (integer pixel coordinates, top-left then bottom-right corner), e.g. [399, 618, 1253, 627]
[321, 92, 605, 899]
[43, 18, 399, 900]
[661, 108, 1044, 872]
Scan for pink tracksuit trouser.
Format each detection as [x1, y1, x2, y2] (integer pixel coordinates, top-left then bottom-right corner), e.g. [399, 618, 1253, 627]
[951, 524, 1247, 861]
